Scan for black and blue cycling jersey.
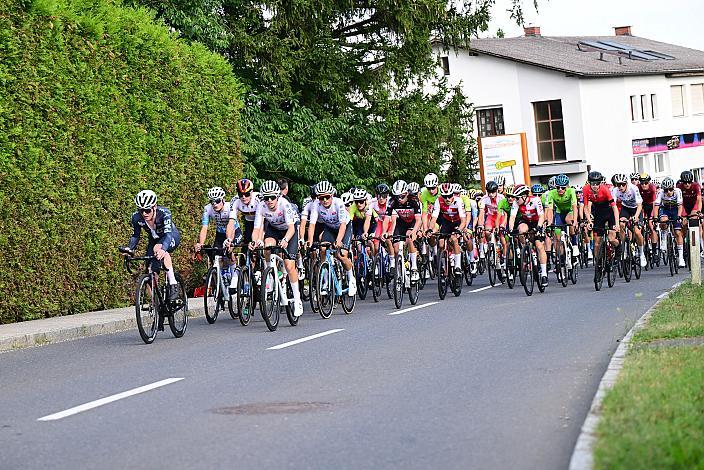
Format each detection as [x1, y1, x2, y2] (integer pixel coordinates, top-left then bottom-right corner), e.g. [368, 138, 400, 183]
[128, 206, 181, 251]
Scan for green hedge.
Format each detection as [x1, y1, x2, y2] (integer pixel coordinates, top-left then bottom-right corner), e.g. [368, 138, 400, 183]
[0, 0, 243, 323]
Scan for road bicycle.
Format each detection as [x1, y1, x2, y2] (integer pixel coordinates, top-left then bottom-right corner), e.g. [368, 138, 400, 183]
[504, 231, 519, 289]
[484, 228, 502, 287]
[118, 247, 188, 344]
[548, 224, 578, 287]
[657, 218, 681, 277]
[414, 235, 434, 289]
[459, 233, 476, 287]
[351, 237, 372, 300]
[311, 242, 356, 318]
[515, 228, 546, 296]
[254, 246, 299, 331]
[200, 246, 236, 324]
[389, 235, 420, 308]
[368, 236, 392, 303]
[593, 223, 617, 291]
[617, 218, 642, 283]
[433, 231, 463, 300]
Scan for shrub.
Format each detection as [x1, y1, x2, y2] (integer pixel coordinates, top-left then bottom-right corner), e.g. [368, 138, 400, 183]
[0, 0, 243, 322]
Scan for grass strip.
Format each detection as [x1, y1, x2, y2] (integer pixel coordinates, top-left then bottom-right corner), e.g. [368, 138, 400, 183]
[594, 283, 704, 469]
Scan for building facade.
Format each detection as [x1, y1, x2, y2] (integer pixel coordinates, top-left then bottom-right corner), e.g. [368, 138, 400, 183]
[435, 27, 704, 184]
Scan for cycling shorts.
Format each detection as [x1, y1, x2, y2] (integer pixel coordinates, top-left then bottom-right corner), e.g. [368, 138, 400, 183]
[146, 232, 181, 272]
[393, 219, 416, 239]
[658, 207, 681, 229]
[264, 223, 299, 259]
[352, 218, 376, 239]
[484, 213, 498, 230]
[619, 205, 638, 220]
[438, 218, 461, 235]
[592, 205, 616, 236]
[321, 222, 352, 249]
[553, 211, 573, 227]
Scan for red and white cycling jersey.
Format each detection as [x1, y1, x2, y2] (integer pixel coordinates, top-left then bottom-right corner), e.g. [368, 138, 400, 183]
[432, 196, 466, 223]
[479, 194, 505, 218]
[510, 196, 544, 223]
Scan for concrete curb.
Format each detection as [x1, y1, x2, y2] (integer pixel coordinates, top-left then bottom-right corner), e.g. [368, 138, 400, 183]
[0, 299, 206, 353]
[568, 279, 685, 470]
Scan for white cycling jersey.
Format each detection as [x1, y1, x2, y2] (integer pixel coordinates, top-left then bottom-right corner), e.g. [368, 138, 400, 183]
[253, 197, 297, 231]
[230, 192, 259, 222]
[655, 188, 683, 208]
[201, 201, 233, 234]
[611, 183, 642, 209]
[309, 197, 350, 229]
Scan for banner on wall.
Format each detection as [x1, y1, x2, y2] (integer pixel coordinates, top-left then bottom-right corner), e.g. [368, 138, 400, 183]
[478, 133, 530, 188]
[632, 131, 704, 155]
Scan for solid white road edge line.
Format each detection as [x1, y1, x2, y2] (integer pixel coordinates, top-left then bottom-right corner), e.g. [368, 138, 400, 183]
[470, 285, 493, 293]
[387, 302, 439, 316]
[267, 329, 344, 350]
[568, 280, 686, 470]
[656, 292, 669, 299]
[38, 378, 184, 421]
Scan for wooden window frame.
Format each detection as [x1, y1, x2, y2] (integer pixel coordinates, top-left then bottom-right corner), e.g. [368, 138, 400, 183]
[533, 100, 566, 162]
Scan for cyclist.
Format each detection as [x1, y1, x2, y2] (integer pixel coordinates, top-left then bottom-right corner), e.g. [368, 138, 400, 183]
[195, 187, 242, 260]
[547, 176, 557, 192]
[420, 173, 440, 225]
[611, 173, 647, 267]
[544, 174, 580, 267]
[350, 188, 378, 250]
[371, 183, 392, 241]
[428, 183, 467, 276]
[457, 185, 479, 273]
[306, 180, 357, 296]
[386, 180, 423, 281]
[636, 172, 659, 258]
[583, 171, 620, 270]
[532, 183, 547, 206]
[508, 184, 549, 287]
[299, 184, 321, 245]
[408, 182, 421, 203]
[250, 180, 303, 317]
[630, 172, 641, 186]
[123, 190, 181, 301]
[677, 170, 703, 255]
[477, 180, 505, 262]
[495, 175, 506, 195]
[340, 192, 354, 214]
[654, 177, 685, 267]
[226, 178, 258, 252]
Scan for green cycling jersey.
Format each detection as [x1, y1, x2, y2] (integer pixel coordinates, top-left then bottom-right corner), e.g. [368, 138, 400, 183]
[419, 187, 439, 214]
[545, 187, 577, 213]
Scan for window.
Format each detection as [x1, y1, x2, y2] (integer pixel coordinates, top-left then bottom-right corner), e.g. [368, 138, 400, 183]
[671, 85, 685, 116]
[440, 56, 450, 76]
[630, 95, 638, 121]
[650, 94, 658, 119]
[692, 83, 704, 115]
[533, 100, 566, 162]
[653, 152, 668, 174]
[640, 95, 648, 121]
[633, 155, 647, 174]
[477, 107, 505, 137]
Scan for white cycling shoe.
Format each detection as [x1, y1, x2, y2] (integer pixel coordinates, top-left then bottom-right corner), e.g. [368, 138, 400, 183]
[294, 300, 303, 317]
[347, 278, 357, 297]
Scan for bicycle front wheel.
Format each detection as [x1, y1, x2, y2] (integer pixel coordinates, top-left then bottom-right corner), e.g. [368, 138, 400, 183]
[260, 267, 280, 331]
[623, 238, 633, 283]
[487, 245, 497, 286]
[237, 267, 252, 326]
[135, 274, 158, 344]
[169, 273, 189, 338]
[371, 254, 382, 302]
[355, 253, 368, 300]
[204, 267, 220, 324]
[521, 243, 534, 296]
[318, 262, 334, 319]
[437, 249, 449, 300]
[393, 255, 404, 309]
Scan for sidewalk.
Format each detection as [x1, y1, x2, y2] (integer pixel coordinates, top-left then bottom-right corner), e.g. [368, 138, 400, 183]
[0, 299, 204, 353]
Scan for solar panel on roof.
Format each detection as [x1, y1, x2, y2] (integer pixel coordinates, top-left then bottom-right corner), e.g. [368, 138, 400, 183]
[642, 50, 676, 60]
[596, 40, 634, 51]
[628, 50, 659, 61]
[579, 40, 620, 51]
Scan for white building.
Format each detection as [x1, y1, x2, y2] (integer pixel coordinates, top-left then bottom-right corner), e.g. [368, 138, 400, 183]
[435, 26, 704, 184]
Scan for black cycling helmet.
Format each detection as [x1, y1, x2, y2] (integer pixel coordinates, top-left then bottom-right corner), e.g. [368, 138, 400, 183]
[680, 170, 694, 183]
[486, 181, 499, 192]
[587, 171, 603, 184]
[376, 183, 389, 195]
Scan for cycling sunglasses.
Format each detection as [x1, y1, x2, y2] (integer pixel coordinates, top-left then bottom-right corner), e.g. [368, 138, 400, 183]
[238, 191, 252, 198]
[557, 186, 567, 190]
[617, 182, 627, 188]
[210, 198, 223, 205]
[318, 195, 332, 201]
[263, 195, 277, 201]
[139, 207, 154, 215]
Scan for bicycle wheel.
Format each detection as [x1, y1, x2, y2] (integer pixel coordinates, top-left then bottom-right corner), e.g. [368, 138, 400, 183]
[462, 250, 473, 286]
[506, 242, 516, 289]
[521, 243, 534, 296]
[594, 241, 604, 291]
[169, 273, 189, 338]
[487, 245, 497, 287]
[437, 249, 448, 300]
[450, 260, 463, 297]
[260, 267, 280, 331]
[371, 254, 382, 302]
[317, 261, 334, 319]
[392, 255, 404, 309]
[607, 246, 617, 288]
[355, 252, 368, 300]
[227, 269, 238, 320]
[535, 246, 546, 294]
[203, 267, 220, 324]
[237, 267, 252, 326]
[623, 238, 633, 283]
[285, 280, 299, 326]
[341, 274, 356, 314]
[667, 233, 675, 276]
[299, 254, 311, 302]
[135, 274, 158, 344]
[309, 260, 321, 314]
[633, 244, 642, 280]
[558, 243, 568, 288]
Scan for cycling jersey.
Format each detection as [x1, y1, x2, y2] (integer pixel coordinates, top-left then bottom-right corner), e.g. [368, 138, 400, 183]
[431, 196, 466, 223]
[677, 181, 702, 213]
[461, 195, 478, 223]
[300, 200, 313, 221]
[349, 202, 376, 221]
[545, 188, 577, 213]
[230, 192, 259, 222]
[419, 187, 439, 214]
[309, 197, 350, 229]
[387, 197, 422, 224]
[253, 198, 297, 231]
[582, 184, 615, 208]
[128, 206, 180, 251]
[201, 201, 235, 234]
[611, 183, 642, 209]
[479, 194, 505, 218]
[497, 198, 511, 215]
[655, 188, 683, 209]
[370, 198, 390, 221]
[638, 183, 657, 205]
[510, 196, 544, 223]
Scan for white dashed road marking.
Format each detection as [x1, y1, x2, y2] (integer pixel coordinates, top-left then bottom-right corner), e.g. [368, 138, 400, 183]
[267, 329, 345, 350]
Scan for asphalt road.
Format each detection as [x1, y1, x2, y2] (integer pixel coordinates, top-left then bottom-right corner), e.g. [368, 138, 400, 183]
[0, 265, 687, 469]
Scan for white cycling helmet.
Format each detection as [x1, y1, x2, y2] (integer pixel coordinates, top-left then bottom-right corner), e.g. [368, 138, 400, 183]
[547, 176, 557, 190]
[341, 192, 354, 205]
[407, 182, 420, 195]
[613, 173, 628, 184]
[260, 180, 281, 197]
[352, 188, 368, 201]
[452, 183, 462, 194]
[495, 175, 506, 186]
[316, 180, 335, 195]
[513, 184, 530, 197]
[302, 196, 312, 206]
[424, 173, 438, 188]
[134, 190, 157, 209]
[392, 180, 408, 196]
[439, 183, 454, 197]
[207, 186, 226, 201]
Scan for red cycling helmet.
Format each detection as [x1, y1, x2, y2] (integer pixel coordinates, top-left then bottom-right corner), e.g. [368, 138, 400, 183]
[236, 178, 253, 195]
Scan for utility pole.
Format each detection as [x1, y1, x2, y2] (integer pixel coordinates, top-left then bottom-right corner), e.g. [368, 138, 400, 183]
[690, 225, 701, 285]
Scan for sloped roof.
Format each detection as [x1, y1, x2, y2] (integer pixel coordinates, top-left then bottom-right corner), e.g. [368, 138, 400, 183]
[464, 36, 704, 77]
